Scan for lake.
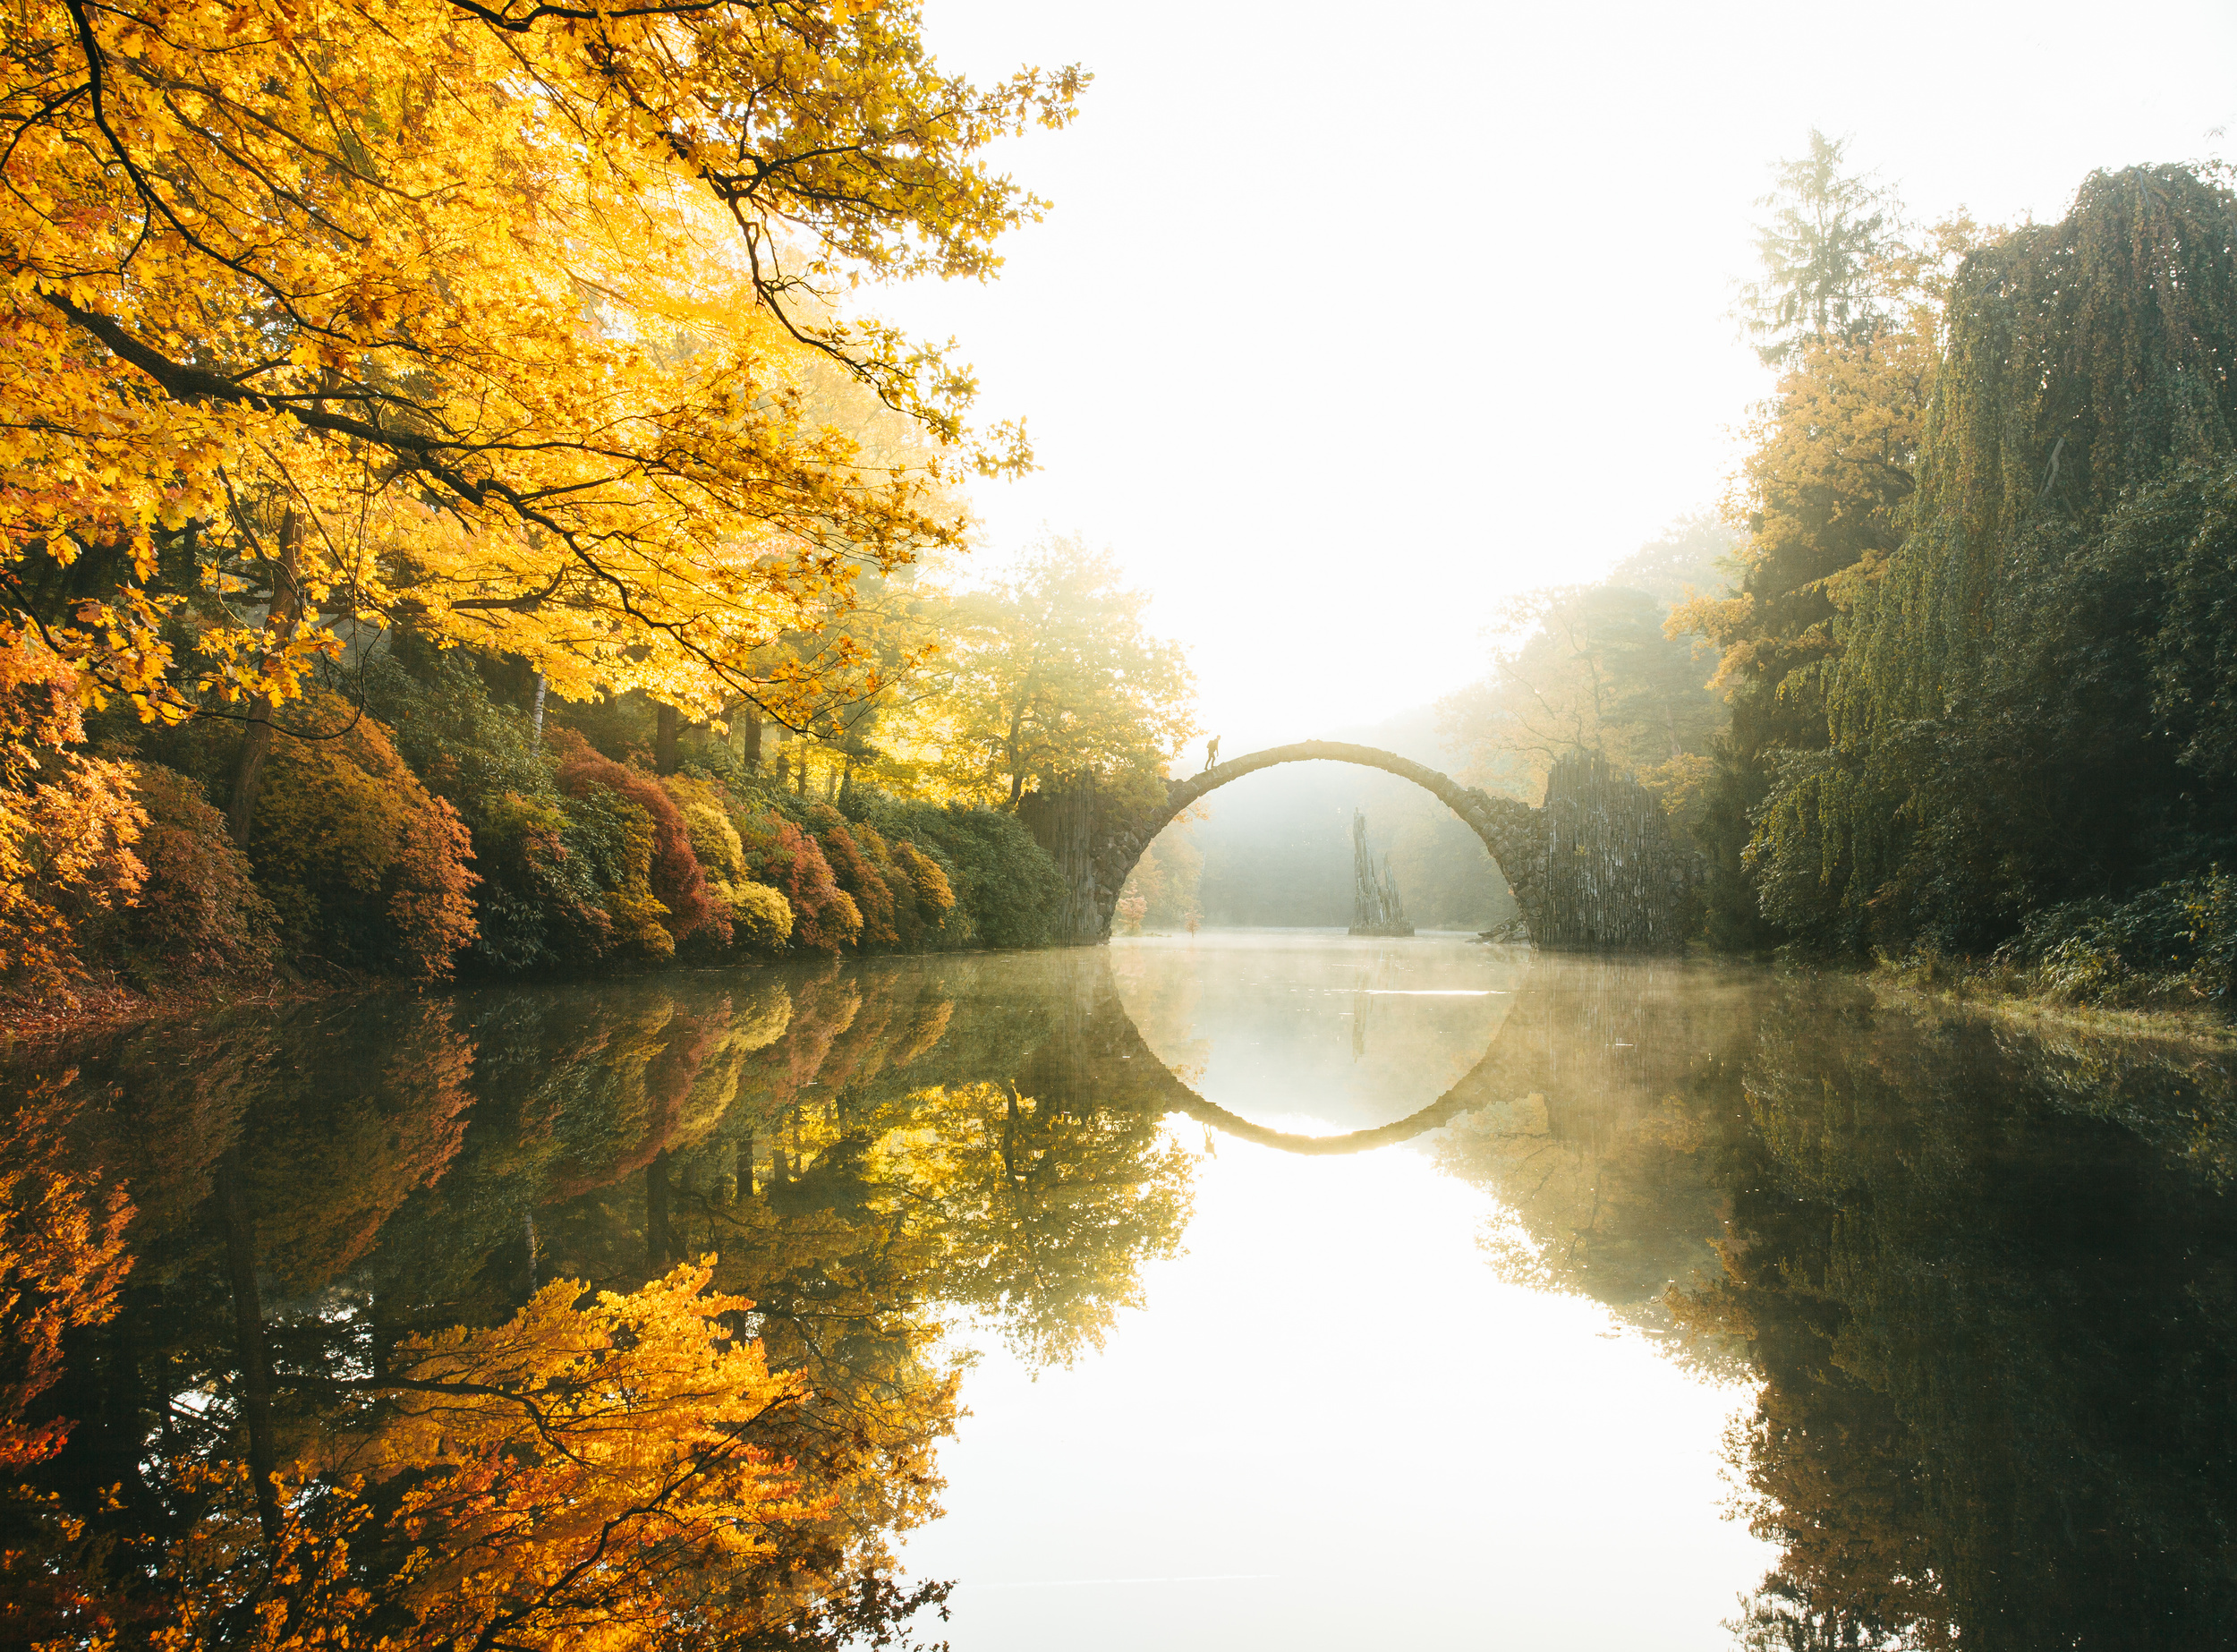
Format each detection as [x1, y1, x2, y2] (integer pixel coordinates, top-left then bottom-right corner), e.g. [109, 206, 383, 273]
[6, 931, 2234, 1648]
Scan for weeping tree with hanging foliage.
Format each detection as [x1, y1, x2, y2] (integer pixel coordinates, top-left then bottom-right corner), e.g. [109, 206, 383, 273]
[1752, 164, 2237, 979]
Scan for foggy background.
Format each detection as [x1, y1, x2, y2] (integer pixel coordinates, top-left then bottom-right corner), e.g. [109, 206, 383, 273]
[880, 0, 2237, 751]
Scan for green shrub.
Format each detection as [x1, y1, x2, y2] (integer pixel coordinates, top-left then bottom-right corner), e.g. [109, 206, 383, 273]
[1994, 873, 2237, 1007]
[868, 799, 1060, 949]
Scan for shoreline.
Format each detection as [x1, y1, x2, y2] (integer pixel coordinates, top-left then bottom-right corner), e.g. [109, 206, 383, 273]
[1861, 961, 2237, 1049]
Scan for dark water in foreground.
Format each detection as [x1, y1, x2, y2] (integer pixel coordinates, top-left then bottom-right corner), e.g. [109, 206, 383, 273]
[6, 932, 2236, 1649]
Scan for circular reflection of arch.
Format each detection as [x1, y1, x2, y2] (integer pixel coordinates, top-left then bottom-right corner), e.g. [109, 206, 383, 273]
[1063, 955, 1532, 1157]
[1100, 740, 1542, 944]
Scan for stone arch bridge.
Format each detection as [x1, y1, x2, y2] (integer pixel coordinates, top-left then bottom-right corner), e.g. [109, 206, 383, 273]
[1018, 740, 1694, 952]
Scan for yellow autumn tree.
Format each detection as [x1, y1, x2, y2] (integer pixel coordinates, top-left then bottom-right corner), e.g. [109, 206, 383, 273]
[0, 0, 1082, 754]
[877, 536, 1197, 805]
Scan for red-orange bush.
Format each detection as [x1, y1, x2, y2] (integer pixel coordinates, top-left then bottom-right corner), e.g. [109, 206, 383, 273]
[551, 731, 721, 949]
[242, 696, 479, 979]
[808, 805, 896, 945]
[739, 812, 860, 951]
[122, 764, 280, 984]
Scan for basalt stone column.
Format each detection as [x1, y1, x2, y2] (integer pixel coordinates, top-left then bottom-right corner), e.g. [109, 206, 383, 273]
[1533, 752, 1694, 951]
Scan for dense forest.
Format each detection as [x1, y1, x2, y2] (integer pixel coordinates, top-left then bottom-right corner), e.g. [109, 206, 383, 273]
[1672, 143, 2237, 1006]
[1397, 143, 2237, 1008]
[0, 0, 1211, 1031]
[4, 539, 1195, 1025]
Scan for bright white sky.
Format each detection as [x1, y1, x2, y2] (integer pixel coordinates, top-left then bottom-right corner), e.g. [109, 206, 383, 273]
[878, 0, 2237, 753]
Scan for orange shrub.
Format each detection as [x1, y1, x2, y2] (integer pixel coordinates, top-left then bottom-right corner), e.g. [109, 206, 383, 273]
[122, 764, 280, 984]
[738, 812, 861, 951]
[0, 629, 147, 1009]
[807, 805, 895, 945]
[552, 730, 721, 949]
[244, 696, 479, 978]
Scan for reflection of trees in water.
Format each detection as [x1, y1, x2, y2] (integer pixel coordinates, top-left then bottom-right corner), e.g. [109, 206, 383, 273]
[1433, 960, 2237, 1648]
[14, 954, 2237, 1648]
[1, 956, 1200, 1648]
[1434, 958, 1755, 1334]
[1655, 977, 2235, 1650]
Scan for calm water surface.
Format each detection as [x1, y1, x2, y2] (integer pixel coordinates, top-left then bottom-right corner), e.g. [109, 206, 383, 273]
[9, 932, 2235, 1648]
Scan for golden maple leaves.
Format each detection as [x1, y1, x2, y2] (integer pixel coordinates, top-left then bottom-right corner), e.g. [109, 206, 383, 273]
[1, 0, 1080, 728]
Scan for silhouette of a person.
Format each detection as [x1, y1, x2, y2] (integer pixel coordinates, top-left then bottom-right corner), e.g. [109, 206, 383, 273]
[1204, 736, 1221, 772]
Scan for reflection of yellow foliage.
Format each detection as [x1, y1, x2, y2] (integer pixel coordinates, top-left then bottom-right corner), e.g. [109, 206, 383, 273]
[730, 980, 794, 1052]
[248, 1002, 477, 1295]
[0, 1077, 132, 1470]
[895, 999, 954, 1066]
[166, 1266, 838, 1652]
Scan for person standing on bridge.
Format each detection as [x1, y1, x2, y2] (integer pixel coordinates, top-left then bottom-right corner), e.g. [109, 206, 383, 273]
[1203, 736, 1221, 771]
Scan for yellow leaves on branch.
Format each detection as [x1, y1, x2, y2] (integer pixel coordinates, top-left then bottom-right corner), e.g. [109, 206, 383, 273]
[1, 0, 1082, 726]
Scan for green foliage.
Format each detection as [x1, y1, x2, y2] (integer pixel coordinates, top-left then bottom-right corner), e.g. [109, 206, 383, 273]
[554, 731, 722, 953]
[1737, 129, 1892, 366]
[363, 650, 548, 832]
[1753, 167, 2237, 964]
[472, 789, 619, 971]
[363, 650, 651, 973]
[864, 799, 1062, 950]
[1988, 869, 2237, 1008]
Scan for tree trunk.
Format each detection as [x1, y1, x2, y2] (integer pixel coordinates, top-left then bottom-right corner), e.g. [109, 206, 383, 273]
[215, 1149, 281, 1544]
[531, 674, 548, 742]
[225, 512, 304, 847]
[655, 703, 681, 775]
[741, 708, 762, 773]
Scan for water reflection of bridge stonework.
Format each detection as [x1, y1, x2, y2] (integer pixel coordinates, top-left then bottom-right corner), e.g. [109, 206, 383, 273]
[1019, 743, 1696, 951]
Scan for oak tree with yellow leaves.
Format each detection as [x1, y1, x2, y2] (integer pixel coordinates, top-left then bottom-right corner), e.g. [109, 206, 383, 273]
[1, 0, 1081, 828]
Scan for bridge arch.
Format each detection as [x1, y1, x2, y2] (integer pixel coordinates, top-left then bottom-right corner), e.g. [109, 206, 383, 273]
[1023, 945, 1545, 1156]
[1093, 741, 1548, 946]
[1020, 741, 1694, 950]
